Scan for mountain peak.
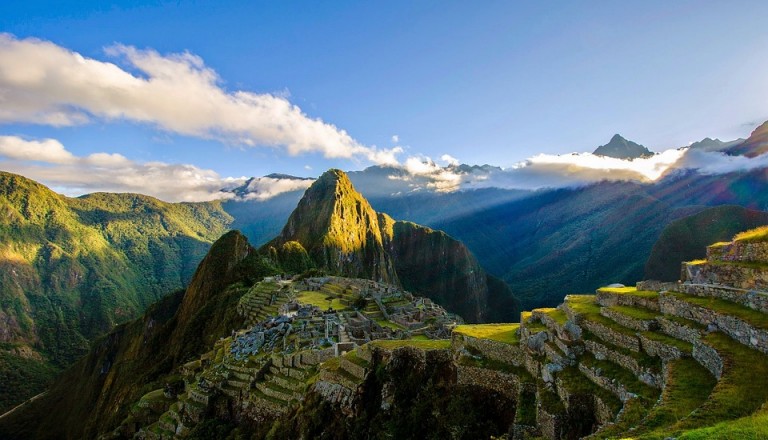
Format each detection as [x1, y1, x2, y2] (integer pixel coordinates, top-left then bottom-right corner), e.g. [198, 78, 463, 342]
[725, 120, 768, 157]
[593, 134, 653, 159]
[270, 168, 399, 283]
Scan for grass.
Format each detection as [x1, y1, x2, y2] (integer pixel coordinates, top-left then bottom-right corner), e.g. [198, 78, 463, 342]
[734, 225, 768, 243]
[665, 332, 768, 434]
[457, 355, 534, 382]
[667, 291, 768, 330]
[597, 286, 660, 299]
[533, 307, 568, 325]
[557, 366, 622, 415]
[676, 410, 768, 440]
[661, 314, 707, 331]
[566, 295, 641, 339]
[640, 330, 693, 354]
[296, 290, 348, 311]
[582, 329, 661, 370]
[608, 305, 659, 321]
[580, 353, 660, 401]
[375, 318, 405, 331]
[453, 323, 520, 344]
[369, 339, 451, 350]
[631, 357, 716, 438]
[515, 388, 537, 426]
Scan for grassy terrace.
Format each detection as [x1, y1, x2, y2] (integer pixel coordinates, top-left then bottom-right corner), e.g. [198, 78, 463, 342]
[582, 329, 661, 371]
[566, 295, 641, 339]
[375, 318, 405, 330]
[453, 323, 520, 344]
[369, 339, 451, 350]
[557, 366, 622, 415]
[457, 355, 533, 382]
[634, 357, 716, 439]
[664, 332, 768, 434]
[533, 307, 569, 325]
[667, 291, 768, 330]
[734, 225, 768, 243]
[662, 314, 708, 331]
[343, 350, 370, 368]
[608, 304, 659, 321]
[580, 352, 660, 402]
[296, 290, 348, 311]
[597, 286, 660, 299]
[640, 330, 693, 354]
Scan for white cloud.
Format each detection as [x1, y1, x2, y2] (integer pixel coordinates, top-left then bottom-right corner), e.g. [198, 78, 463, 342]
[0, 34, 400, 165]
[440, 154, 459, 166]
[0, 135, 248, 202]
[0, 136, 76, 164]
[242, 177, 314, 201]
[391, 135, 399, 143]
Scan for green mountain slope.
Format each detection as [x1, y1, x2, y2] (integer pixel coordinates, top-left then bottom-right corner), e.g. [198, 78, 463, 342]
[0, 172, 232, 412]
[0, 230, 268, 440]
[645, 205, 768, 281]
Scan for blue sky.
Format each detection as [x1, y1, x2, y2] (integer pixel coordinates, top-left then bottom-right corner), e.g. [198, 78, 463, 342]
[0, 1, 767, 200]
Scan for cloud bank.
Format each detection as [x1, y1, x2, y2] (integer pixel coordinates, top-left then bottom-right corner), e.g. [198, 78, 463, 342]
[0, 34, 400, 165]
[0, 136, 311, 202]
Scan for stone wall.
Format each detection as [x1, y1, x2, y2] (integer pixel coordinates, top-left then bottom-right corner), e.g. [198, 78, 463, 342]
[683, 262, 768, 290]
[679, 283, 768, 314]
[707, 241, 768, 264]
[452, 333, 525, 366]
[660, 292, 768, 355]
[456, 364, 520, 398]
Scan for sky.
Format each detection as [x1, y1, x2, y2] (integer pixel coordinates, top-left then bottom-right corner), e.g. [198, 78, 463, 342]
[1, 1, 768, 201]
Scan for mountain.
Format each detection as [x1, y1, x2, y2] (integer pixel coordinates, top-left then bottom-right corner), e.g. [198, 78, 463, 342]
[688, 137, 743, 152]
[0, 172, 233, 413]
[593, 134, 653, 159]
[0, 230, 269, 439]
[432, 167, 768, 309]
[725, 120, 768, 157]
[265, 169, 519, 322]
[644, 205, 768, 281]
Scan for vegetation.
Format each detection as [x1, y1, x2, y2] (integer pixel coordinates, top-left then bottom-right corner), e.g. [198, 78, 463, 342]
[668, 291, 768, 330]
[369, 339, 451, 350]
[0, 172, 233, 412]
[453, 323, 520, 344]
[645, 206, 768, 281]
[734, 225, 768, 243]
[296, 290, 348, 311]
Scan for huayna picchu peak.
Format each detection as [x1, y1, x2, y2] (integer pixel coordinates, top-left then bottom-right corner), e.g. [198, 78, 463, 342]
[264, 168, 519, 323]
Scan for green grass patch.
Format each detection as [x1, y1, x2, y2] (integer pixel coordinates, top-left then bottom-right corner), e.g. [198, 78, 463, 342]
[296, 290, 348, 311]
[375, 318, 405, 331]
[676, 410, 768, 440]
[369, 339, 451, 350]
[515, 388, 537, 426]
[453, 323, 520, 344]
[457, 355, 534, 382]
[665, 332, 768, 434]
[609, 305, 659, 321]
[557, 366, 622, 415]
[632, 357, 716, 438]
[661, 314, 708, 331]
[597, 286, 660, 299]
[668, 291, 768, 330]
[734, 226, 768, 243]
[640, 330, 693, 354]
[580, 353, 660, 402]
[582, 329, 661, 371]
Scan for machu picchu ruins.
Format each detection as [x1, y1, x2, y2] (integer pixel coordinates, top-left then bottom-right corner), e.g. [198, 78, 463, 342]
[114, 226, 768, 440]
